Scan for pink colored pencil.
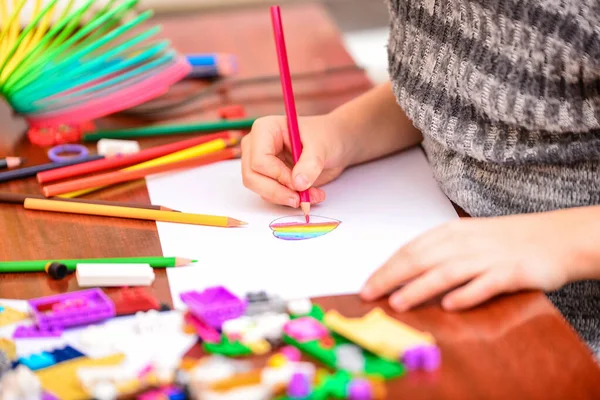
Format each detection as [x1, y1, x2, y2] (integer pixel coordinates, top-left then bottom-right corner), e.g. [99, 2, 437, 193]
[270, 5, 311, 223]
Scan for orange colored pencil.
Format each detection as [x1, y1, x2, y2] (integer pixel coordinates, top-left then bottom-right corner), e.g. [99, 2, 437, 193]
[42, 147, 240, 197]
[24, 198, 247, 227]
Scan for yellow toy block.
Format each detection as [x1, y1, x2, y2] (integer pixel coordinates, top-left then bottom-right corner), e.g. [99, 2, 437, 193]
[323, 308, 435, 361]
[0, 305, 28, 327]
[35, 353, 125, 400]
[0, 338, 16, 360]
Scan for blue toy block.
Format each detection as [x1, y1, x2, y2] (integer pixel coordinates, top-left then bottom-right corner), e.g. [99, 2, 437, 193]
[49, 346, 84, 363]
[0, 306, 5, 312]
[19, 352, 55, 370]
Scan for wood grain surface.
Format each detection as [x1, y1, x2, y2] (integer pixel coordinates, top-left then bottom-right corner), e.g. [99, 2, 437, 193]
[0, 4, 598, 399]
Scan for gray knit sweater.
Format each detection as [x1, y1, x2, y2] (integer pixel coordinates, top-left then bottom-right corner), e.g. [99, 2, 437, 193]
[384, 0, 600, 358]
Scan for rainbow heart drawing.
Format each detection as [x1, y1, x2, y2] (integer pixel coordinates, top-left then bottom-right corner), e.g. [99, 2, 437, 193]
[269, 215, 341, 241]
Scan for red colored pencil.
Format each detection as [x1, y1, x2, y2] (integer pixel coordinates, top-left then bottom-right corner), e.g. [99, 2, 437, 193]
[270, 5, 310, 223]
[36, 131, 243, 184]
[42, 147, 240, 197]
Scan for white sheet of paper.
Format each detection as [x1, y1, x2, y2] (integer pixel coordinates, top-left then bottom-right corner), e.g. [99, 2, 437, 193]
[146, 148, 458, 309]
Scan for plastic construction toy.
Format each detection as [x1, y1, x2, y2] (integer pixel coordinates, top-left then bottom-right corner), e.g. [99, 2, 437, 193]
[324, 308, 441, 371]
[0, 365, 43, 399]
[284, 317, 329, 343]
[28, 288, 116, 330]
[203, 334, 253, 357]
[0, 350, 10, 377]
[113, 287, 161, 316]
[48, 346, 85, 363]
[19, 352, 55, 371]
[245, 291, 287, 316]
[184, 311, 221, 343]
[13, 325, 63, 339]
[180, 286, 247, 329]
[0, 338, 17, 360]
[0, 305, 29, 327]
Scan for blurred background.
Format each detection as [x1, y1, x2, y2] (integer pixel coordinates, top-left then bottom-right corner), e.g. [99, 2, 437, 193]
[144, 0, 391, 84]
[18, 0, 390, 84]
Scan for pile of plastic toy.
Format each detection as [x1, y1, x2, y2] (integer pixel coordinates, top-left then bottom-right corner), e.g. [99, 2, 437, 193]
[0, 285, 441, 399]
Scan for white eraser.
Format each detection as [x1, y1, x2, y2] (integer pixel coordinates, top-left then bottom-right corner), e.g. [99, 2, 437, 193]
[97, 139, 140, 157]
[76, 263, 155, 287]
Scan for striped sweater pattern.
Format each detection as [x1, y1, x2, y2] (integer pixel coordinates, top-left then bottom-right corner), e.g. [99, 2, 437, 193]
[384, 0, 599, 358]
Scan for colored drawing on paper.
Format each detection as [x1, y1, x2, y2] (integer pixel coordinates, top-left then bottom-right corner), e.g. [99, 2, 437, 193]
[269, 215, 341, 241]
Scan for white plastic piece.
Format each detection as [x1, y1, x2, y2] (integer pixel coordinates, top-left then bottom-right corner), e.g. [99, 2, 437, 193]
[0, 365, 42, 400]
[286, 298, 312, 316]
[76, 263, 155, 287]
[254, 313, 289, 341]
[222, 316, 254, 337]
[335, 343, 365, 373]
[97, 139, 140, 157]
[91, 381, 118, 400]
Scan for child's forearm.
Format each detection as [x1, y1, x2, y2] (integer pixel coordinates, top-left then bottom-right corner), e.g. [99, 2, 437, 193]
[329, 81, 422, 166]
[565, 206, 600, 281]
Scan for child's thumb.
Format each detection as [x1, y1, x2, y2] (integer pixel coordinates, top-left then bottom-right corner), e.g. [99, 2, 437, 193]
[292, 147, 326, 191]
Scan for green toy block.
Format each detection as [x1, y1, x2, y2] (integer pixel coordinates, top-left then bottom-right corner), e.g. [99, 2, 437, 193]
[283, 332, 404, 379]
[202, 335, 253, 357]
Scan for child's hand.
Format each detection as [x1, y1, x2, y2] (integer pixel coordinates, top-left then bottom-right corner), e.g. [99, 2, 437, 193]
[360, 210, 597, 312]
[241, 115, 350, 208]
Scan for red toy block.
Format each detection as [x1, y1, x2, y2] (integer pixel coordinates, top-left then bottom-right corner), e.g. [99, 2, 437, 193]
[217, 105, 246, 120]
[113, 287, 160, 316]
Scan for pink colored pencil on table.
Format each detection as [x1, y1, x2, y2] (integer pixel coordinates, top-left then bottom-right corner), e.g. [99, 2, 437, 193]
[270, 5, 311, 223]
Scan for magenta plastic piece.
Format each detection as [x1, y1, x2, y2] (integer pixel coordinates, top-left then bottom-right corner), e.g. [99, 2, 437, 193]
[41, 392, 59, 400]
[287, 371, 312, 398]
[184, 312, 221, 343]
[283, 317, 328, 342]
[348, 378, 372, 399]
[280, 345, 302, 362]
[13, 325, 63, 339]
[180, 286, 246, 329]
[402, 345, 441, 371]
[28, 288, 115, 330]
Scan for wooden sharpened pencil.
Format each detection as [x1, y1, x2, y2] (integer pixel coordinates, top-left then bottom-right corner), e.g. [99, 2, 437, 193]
[42, 147, 240, 197]
[0, 192, 178, 212]
[0, 157, 25, 170]
[24, 198, 247, 228]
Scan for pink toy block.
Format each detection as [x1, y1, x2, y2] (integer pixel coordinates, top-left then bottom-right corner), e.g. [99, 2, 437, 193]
[283, 317, 328, 342]
[28, 288, 115, 330]
[13, 325, 63, 339]
[184, 312, 221, 343]
[180, 286, 246, 329]
[280, 345, 302, 362]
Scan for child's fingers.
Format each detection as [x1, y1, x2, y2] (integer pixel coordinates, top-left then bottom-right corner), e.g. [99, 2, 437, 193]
[242, 146, 299, 208]
[441, 271, 510, 310]
[388, 264, 480, 312]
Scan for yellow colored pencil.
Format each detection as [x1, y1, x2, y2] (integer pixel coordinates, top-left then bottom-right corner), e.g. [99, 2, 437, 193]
[24, 198, 247, 228]
[59, 137, 238, 198]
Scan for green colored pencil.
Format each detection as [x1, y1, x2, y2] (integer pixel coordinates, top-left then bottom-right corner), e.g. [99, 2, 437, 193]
[0, 256, 196, 273]
[83, 118, 257, 141]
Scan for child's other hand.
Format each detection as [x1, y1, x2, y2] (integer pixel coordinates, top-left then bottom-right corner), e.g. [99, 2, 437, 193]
[360, 210, 595, 312]
[241, 115, 349, 208]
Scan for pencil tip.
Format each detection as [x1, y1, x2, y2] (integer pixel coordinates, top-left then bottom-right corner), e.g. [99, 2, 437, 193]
[227, 218, 248, 227]
[300, 202, 310, 223]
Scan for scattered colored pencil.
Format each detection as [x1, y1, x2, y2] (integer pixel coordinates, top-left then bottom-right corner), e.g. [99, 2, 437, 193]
[270, 6, 310, 222]
[0, 156, 24, 170]
[0, 191, 178, 212]
[83, 117, 257, 141]
[24, 198, 247, 228]
[0, 154, 104, 183]
[43, 147, 240, 197]
[59, 137, 239, 198]
[185, 53, 237, 78]
[0, 256, 196, 273]
[37, 131, 242, 184]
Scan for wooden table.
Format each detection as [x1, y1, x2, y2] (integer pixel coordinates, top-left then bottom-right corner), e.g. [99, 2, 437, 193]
[1, 4, 599, 399]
